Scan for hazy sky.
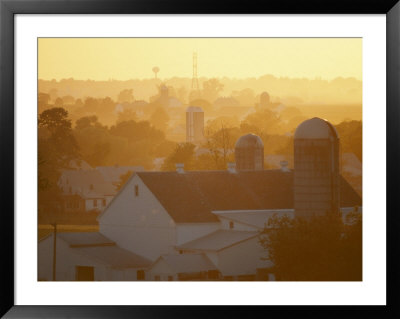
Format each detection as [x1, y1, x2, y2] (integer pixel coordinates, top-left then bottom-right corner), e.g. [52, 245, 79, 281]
[38, 38, 362, 81]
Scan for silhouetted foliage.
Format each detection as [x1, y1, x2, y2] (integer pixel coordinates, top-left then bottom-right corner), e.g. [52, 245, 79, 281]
[38, 107, 80, 190]
[259, 212, 362, 281]
[162, 143, 196, 171]
[116, 170, 134, 191]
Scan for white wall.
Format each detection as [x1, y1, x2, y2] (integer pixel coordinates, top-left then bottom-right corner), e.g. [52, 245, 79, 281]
[99, 174, 177, 260]
[175, 223, 220, 245]
[217, 236, 267, 277]
[84, 198, 107, 212]
[148, 258, 178, 281]
[38, 234, 107, 281]
[218, 217, 258, 231]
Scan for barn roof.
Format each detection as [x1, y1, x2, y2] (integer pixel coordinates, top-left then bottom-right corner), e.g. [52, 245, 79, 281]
[75, 245, 151, 269]
[177, 230, 259, 252]
[57, 232, 151, 268]
[136, 170, 361, 223]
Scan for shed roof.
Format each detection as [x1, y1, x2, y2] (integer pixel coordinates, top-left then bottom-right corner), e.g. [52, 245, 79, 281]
[136, 170, 361, 223]
[155, 254, 217, 274]
[58, 232, 114, 247]
[177, 230, 259, 252]
[75, 245, 151, 269]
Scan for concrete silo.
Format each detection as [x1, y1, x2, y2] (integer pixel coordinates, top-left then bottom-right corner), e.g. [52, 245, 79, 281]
[235, 134, 264, 171]
[186, 106, 204, 144]
[294, 117, 340, 219]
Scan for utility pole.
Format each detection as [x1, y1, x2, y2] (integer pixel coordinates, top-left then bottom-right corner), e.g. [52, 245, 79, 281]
[52, 223, 57, 281]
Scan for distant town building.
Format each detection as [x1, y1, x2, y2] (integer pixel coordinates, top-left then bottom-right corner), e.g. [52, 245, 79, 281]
[213, 97, 240, 108]
[294, 117, 340, 219]
[235, 134, 264, 171]
[58, 169, 116, 213]
[186, 106, 204, 144]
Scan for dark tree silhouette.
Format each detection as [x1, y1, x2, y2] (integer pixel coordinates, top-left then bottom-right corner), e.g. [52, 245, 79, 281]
[259, 211, 362, 281]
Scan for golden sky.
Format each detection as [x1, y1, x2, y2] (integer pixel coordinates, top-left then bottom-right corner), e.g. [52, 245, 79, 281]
[38, 38, 362, 81]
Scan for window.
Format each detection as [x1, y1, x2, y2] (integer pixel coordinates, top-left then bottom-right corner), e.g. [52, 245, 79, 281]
[137, 270, 145, 280]
[229, 221, 234, 229]
[135, 185, 139, 197]
[75, 266, 94, 281]
[167, 276, 173, 281]
[102, 199, 106, 206]
[93, 199, 97, 207]
[154, 275, 160, 281]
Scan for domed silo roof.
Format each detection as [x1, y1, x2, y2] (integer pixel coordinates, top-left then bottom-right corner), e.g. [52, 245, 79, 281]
[186, 106, 204, 113]
[294, 117, 339, 139]
[235, 133, 264, 149]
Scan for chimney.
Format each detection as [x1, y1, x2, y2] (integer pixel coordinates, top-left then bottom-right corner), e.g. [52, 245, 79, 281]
[175, 163, 185, 174]
[227, 162, 237, 173]
[280, 160, 290, 172]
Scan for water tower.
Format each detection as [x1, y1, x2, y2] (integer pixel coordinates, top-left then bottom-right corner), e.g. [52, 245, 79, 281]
[186, 106, 204, 144]
[234, 134, 264, 171]
[294, 117, 340, 219]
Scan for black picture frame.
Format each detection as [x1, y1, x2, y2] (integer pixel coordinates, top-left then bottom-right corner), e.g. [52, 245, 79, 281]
[1, 0, 399, 317]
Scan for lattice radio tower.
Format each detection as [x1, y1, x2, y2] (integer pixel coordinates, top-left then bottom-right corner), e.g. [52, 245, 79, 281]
[191, 52, 200, 92]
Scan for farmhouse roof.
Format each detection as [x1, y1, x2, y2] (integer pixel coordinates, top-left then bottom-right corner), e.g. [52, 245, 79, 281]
[136, 170, 361, 223]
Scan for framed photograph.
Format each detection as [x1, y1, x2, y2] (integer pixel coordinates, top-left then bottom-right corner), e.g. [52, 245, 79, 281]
[1, 0, 399, 317]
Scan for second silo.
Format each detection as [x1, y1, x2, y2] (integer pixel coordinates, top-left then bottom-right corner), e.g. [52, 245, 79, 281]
[186, 106, 204, 144]
[294, 117, 340, 219]
[235, 134, 264, 171]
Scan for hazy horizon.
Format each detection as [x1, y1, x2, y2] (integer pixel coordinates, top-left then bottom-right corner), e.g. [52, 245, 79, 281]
[39, 38, 362, 81]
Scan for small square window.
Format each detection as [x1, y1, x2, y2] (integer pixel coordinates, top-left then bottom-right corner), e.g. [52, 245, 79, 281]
[154, 275, 160, 281]
[135, 185, 139, 197]
[229, 221, 234, 229]
[167, 276, 173, 281]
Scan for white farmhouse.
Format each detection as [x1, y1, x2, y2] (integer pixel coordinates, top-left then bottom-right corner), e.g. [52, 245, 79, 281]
[38, 232, 151, 281]
[58, 169, 116, 212]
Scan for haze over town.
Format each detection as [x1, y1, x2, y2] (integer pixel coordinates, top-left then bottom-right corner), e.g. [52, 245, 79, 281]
[38, 38, 362, 282]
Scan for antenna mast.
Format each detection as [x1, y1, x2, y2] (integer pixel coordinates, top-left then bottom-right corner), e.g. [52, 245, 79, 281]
[191, 52, 200, 92]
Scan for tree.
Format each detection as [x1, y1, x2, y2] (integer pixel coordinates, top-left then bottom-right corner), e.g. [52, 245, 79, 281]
[75, 115, 101, 130]
[162, 143, 196, 171]
[203, 124, 238, 170]
[335, 120, 362, 162]
[38, 93, 50, 113]
[231, 88, 255, 106]
[259, 211, 362, 281]
[118, 89, 134, 103]
[149, 107, 170, 133]
[38, 108, 80, 190]
[117, 109, 138, 124]
[202, 78, 224, 103]
[240, 109, 282, 136]
[116, 170, 133, 191]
